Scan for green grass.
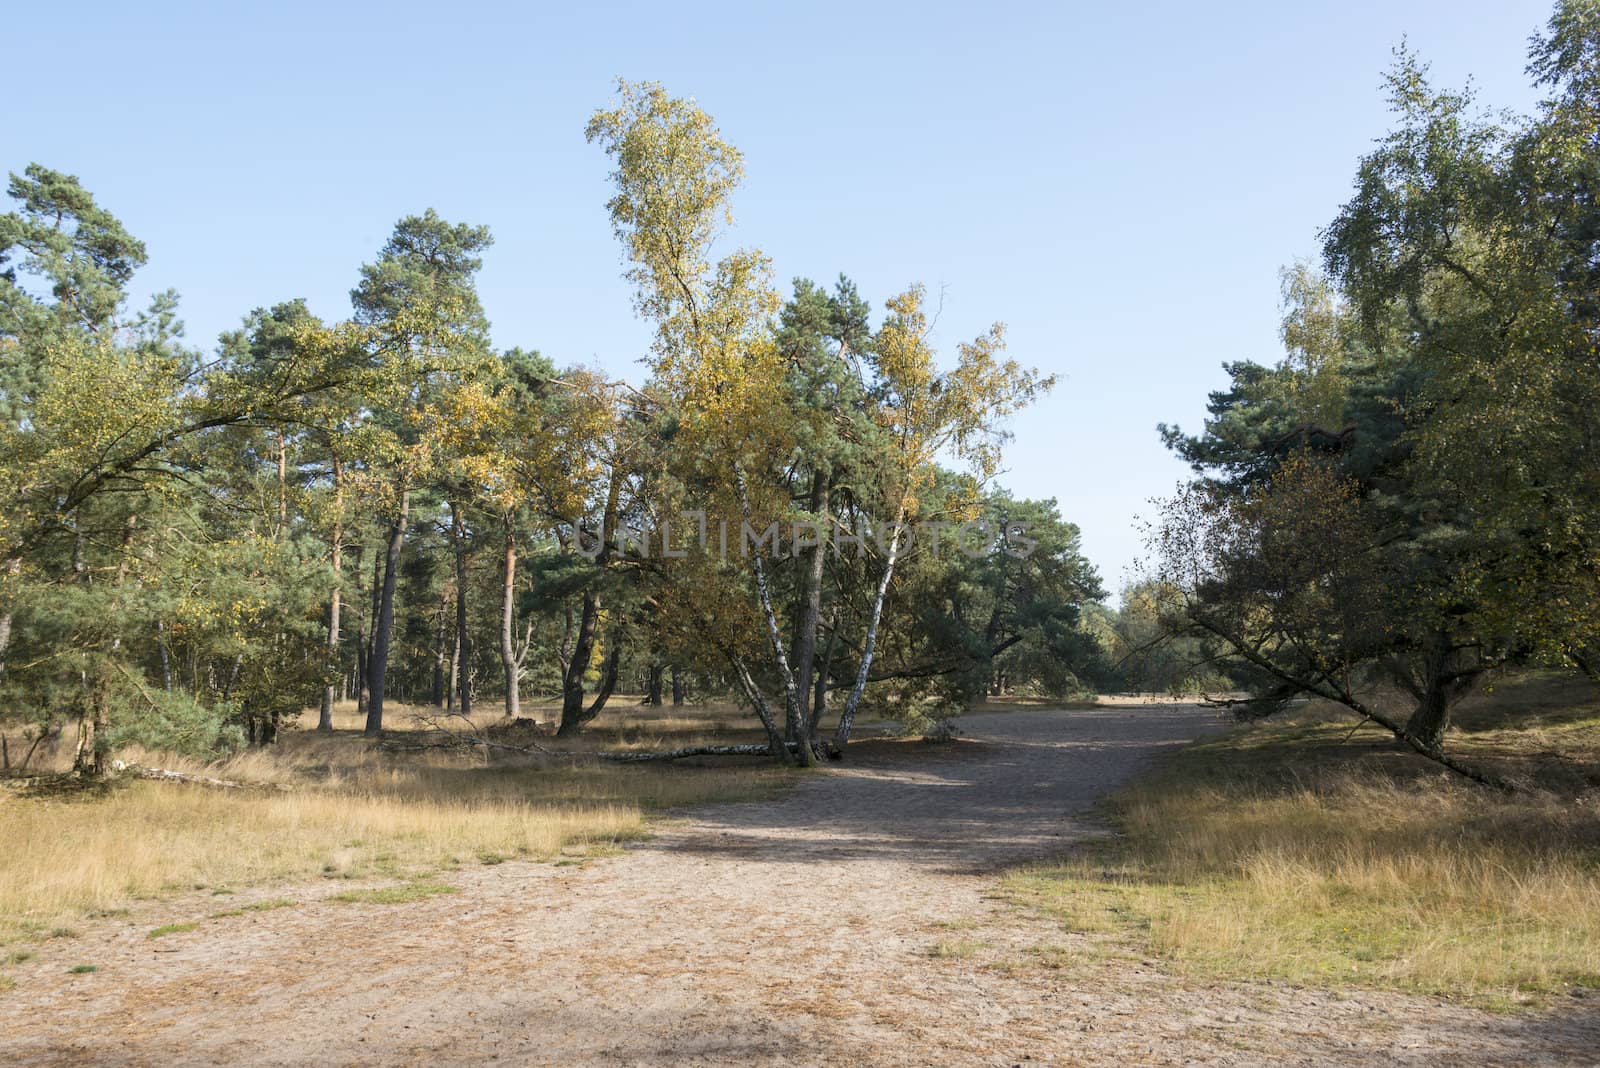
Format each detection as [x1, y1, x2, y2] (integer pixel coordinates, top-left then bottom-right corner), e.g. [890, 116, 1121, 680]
[146, 921, 198, 939]
[327, 880, 457, 905]
[926, 938, 984, 960]
[1005, 672, 1600, 1009]
[68, 964, 96, 974]
[210, 897, 297, 919]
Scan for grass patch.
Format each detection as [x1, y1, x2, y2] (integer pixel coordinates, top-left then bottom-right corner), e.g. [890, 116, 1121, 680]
[0, 700, 793, 941]
[146, 922, 197, 939]
[233, 897, 296, 914]
[926, 938, 983, 960]
[328, 880, 456, 905]
[6, 950, 34, 964]
[67, 964, 96, 974]
[209, 899, 297, 919]
[1005, 672, 1600, 1008]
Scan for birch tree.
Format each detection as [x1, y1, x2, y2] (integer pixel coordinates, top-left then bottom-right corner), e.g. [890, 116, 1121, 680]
[587, 81, 1050, 763]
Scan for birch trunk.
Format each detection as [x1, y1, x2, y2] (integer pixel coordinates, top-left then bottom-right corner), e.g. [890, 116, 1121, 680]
[359, 545, 381, 714]
[450, 501, 471, 718]
[318, 456, 344, 732]
[832, 503, 908, 752]
[733, 464, 808, 765]
[0, 556, 19, 678]
[500, 518, 521, 719]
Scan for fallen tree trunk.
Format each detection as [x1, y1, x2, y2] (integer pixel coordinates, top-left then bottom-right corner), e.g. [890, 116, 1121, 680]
[599, 742, 820, 763]
[109, 760, 293, 792]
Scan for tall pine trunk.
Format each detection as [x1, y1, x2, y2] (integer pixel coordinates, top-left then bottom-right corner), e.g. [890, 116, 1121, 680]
[790, 472, 830, 756]
[366, 489, 409, 736]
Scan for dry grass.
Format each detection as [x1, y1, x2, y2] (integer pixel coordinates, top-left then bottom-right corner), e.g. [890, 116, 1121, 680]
[926, 938, 984, 960]
[0, 699, 794, 944]
[1005, 672, 1600, 1009]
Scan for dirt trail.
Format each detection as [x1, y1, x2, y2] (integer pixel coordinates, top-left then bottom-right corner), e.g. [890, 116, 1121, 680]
[5, 706, 1598, 1066]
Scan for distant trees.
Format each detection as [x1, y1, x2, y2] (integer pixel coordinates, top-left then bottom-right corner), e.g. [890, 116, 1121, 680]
[0, 167, 355, 772]
[0, 85, 1109, 774]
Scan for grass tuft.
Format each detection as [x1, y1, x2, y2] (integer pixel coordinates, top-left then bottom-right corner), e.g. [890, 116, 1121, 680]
[328, 880, 456, 906]
[146, 922, 197, 940]
[926, 938, 983, 960]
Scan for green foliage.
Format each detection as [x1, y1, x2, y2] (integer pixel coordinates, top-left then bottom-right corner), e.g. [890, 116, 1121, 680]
[103, 691, 244, 759]
[1153, 2, 1600, 779]
[0, 77, 1110, 780]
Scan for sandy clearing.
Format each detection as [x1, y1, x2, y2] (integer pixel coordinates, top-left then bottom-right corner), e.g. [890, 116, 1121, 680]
[3, 705, 1597, 1066]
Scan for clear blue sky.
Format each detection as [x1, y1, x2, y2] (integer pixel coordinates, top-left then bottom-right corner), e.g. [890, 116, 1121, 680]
[8, 0, 1550, 597]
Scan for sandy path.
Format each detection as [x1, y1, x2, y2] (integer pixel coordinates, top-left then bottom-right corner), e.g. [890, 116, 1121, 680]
[5, 705, 1598, 1066]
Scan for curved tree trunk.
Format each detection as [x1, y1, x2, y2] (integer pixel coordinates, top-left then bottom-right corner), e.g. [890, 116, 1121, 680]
[558, 468, 620, 736]
[558, 593, 602, 735]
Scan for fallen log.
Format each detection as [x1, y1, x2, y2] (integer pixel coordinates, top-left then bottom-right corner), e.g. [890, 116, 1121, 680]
[598, 741, 843, 763]
[109, 760, 293, 791]
[598, 743, 782, 763]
